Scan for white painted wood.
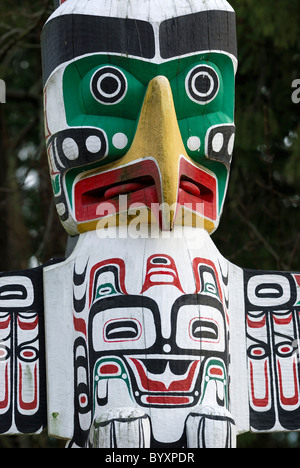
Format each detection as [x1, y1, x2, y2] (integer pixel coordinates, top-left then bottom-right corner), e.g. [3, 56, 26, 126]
[43, 259, 76, 440]
[50, 0, 234, 23]
[228, 262, 250, 434]
[88, 408, 151, 448]
[43, 227, 250, 446]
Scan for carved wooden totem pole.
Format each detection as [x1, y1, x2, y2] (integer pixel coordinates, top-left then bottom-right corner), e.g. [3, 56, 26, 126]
[0, 0, 300, 449]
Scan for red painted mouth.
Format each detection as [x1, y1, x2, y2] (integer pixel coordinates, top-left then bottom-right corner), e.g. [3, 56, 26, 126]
[74, 159, 159, 222]
[127, 357, 200, 407]
[74, 158, 217, 227]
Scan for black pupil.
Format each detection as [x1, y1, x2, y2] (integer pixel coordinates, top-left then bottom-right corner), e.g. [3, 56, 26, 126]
[195, 73, 211, 94]
[100, 76, 119, 95]
[152, 257, 168, 264]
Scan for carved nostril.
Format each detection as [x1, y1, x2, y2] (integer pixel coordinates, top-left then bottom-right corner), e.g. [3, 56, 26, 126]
[48, 127, 108, 171]
[85, 135, 103, 154]
[62, 137, 79, 160]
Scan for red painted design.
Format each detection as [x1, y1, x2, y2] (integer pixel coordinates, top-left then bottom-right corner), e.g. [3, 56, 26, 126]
[104, 182, 148, 199]
[130, 358, 199, 393]
[178, 158, 217, 222]
[247, 314, 266, 329]
[22, 351, 35, 358]
[89, 258, 127, 305]
[73, 316, 87, 337]
[74, 157, 217, 228]
[278, 359, 299, 407]
[17, 315, 38, 331]
[141, 254, 184, 293]
[273, 313, 293, 326]
[80, 395, 87, 405]
[179, 180, 201, 197]
[99, 364, 120, 375]
[250, 360, 269, 408]
[74, 159, 160, 223]
[294, 275, 300, 287]
[0, 364, 9, 410]
[209, 367, 224, 377]
[0, 315, 11, 329]
[145, 396, 191, 405]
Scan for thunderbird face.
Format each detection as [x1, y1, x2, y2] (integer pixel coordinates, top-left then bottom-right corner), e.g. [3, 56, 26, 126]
[69, 241, 231, 447]
[42, 0, 237, 235]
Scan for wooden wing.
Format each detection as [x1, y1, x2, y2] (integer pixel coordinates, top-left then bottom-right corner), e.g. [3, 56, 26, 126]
[244, 269, 300, 433]
[0, 260, 62, 435]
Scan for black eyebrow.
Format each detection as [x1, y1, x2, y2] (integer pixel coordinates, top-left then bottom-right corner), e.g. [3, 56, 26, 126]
[41, 15, 156, 85]
[159, 10, 237, 59]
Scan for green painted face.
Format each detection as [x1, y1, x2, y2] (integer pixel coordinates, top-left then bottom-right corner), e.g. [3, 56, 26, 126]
[64, 52, 235, 157]
[62, 53, 235, 215]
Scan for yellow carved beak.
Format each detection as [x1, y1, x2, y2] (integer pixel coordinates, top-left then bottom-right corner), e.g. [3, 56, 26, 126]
[124, 75, 187, 229]
[77, 75, 216, 234]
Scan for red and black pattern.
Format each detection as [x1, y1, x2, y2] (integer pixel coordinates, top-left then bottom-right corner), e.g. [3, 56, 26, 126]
[244, 270, 300, 432]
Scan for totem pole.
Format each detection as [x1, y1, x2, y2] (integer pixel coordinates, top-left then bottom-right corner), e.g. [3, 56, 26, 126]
[0, 0, 300, 449]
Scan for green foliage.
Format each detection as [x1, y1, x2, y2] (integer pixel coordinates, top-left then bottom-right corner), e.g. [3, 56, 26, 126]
[0, 0, 67, 271]
[214, 0, 300, 273]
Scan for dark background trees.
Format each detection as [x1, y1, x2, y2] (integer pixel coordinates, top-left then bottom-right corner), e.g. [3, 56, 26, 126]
[0, 0, 67, 275]
[0, 0, 299, 448]
[215, 0, 300, 275]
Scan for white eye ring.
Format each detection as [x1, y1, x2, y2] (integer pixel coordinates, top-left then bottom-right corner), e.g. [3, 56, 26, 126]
[185, 65, 220, 105]
[90, 66, 128, 105]
[97, 72, 122, 99]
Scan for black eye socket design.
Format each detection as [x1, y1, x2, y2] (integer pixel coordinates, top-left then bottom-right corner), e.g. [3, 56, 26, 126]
[90, 66, 128, 105]
[185, 65, 220, 104]
[104, 319, 141, 342]
[191, 319, 219, 341]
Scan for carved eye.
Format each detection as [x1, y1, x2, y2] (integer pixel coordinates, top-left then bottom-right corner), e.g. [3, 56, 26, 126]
[190, 319, 219, 341]
[90, 66, 127, 105]
[185, 65, 219, 104]
[104, 319, 141, 342]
